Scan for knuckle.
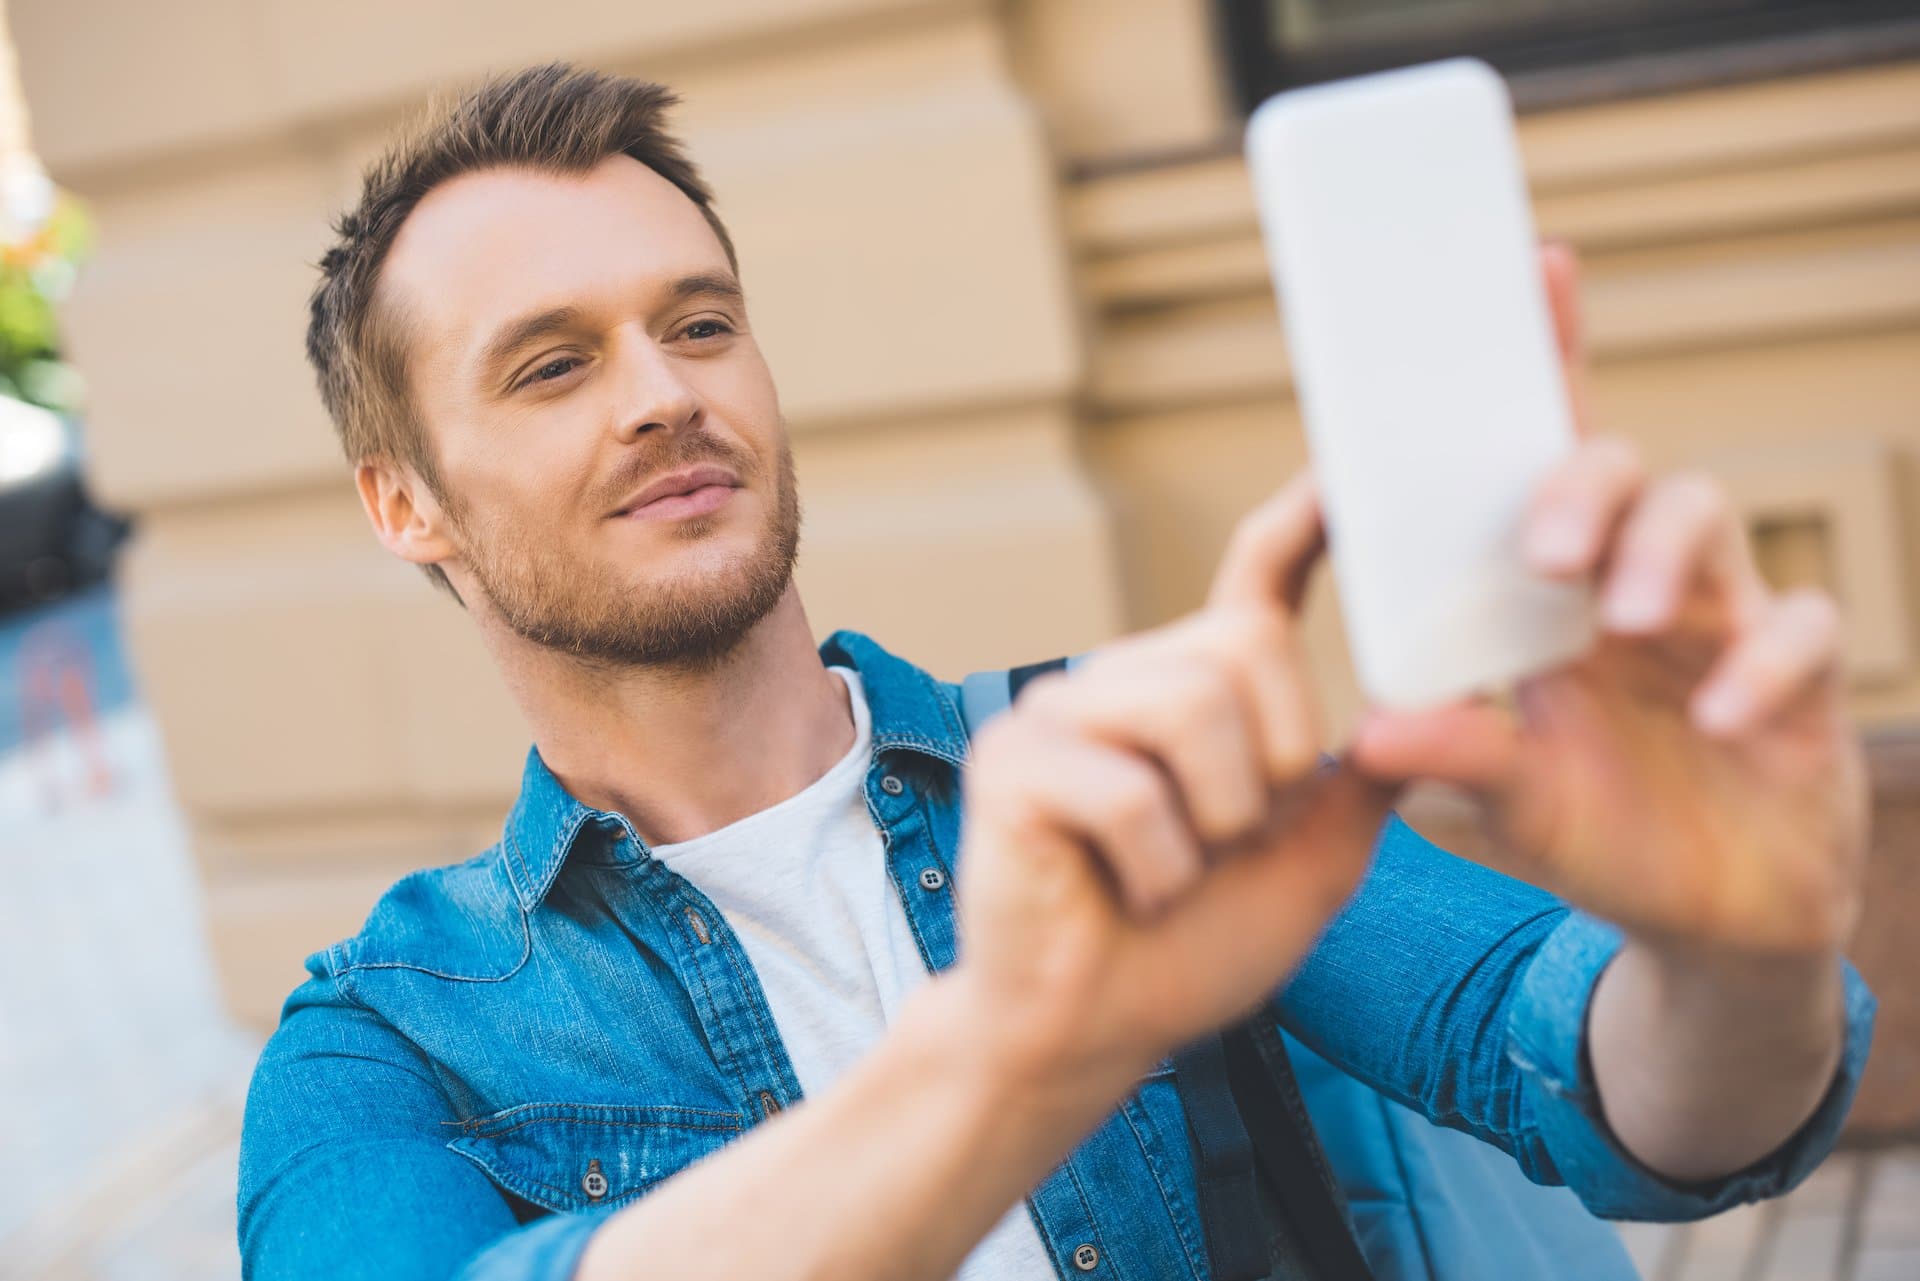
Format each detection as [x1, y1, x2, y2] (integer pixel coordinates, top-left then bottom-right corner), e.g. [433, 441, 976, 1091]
[970, 712, 1018, 761]
[1213, 605, 1285, 660]
[968, 713, 1035, 779]
[1269, 740, 1319, 782]
[1739, 644, 1795, 691]
[1591, 435, 1645, 482]
[1663, 471, 1724, 519]
[1227, 501, 1270, 548]
[1107, 769, 1170, 830]
[1785, 587, 1842, 635]
[994, 787, 1050, 839]
[1171, 663, 1236, 733]
[1018, 668, 1072, 709]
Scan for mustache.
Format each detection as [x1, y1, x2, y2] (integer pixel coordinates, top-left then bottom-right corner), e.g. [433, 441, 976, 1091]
[594, 432, 759, 510]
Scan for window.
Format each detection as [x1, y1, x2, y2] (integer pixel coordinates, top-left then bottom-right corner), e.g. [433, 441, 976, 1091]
[1217, 0, 1920, 112]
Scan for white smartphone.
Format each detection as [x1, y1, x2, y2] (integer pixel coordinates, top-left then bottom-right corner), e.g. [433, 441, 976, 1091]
[1246, 58, 1595, 710]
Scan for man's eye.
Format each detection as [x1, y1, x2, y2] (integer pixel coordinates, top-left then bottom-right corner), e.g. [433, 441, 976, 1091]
[683, 319, 733, 341]
[522, 357, 580, 387]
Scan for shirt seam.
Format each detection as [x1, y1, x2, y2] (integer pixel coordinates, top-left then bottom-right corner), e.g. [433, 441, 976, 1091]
[1117, 1092, 1208, 1280]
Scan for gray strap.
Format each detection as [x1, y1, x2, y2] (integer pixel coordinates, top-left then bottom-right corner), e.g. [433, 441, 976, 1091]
[958, 657, 1073, 737]
[958, 669, 1015, 737]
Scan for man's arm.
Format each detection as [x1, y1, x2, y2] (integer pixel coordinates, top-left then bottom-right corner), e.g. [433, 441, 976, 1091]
[1338, 246, 1874, 1202]
[243, 936, 1148, 1281]
[576, 974, 1130, 1281]
[1587, 938, 1852, 1182]
[240, 974, 592, 1280]
[243, 478, 1397, 1280]
[1274, 812, 1874, 1220]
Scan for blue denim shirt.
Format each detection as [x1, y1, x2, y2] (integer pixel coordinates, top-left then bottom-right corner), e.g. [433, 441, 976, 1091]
[238, 629, 1876, 1281]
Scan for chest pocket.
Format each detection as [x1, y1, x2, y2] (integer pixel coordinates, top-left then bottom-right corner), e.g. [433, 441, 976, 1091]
[446, 1102, 746, 1214]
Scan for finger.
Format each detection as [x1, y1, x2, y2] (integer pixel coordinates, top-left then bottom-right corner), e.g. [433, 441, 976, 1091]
[1597, 472, 1748, 635]
[1130, 609, 1323, 787]
[975, 715, 1205, 916]
[1523, 435, 1645, 577]
[1207, 471, 1326, 618]
[1541, 241, 1593, 437]
[1020, 660, 1267, 848]
[1144, 761, 1396, 1007]
[1200, 609, 1323, 785]
[1348, 698, 1524, 797]
[1690, 590, 1843, 738]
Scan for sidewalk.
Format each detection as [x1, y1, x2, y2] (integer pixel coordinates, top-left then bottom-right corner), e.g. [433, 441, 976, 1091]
[1617, 1149, 1920, 1281]
[0, 588, 256, 1281]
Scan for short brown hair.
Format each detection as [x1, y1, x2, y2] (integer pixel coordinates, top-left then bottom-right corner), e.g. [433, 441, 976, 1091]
[306, 62, 738, 600]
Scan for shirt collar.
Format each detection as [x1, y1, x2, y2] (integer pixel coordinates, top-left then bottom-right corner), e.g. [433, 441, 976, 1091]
[499, 628, 969, 911]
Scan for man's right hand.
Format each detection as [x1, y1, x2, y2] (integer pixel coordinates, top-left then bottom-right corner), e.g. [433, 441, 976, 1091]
[953, 473, 1399, 1095]
[578, 474, 1398, 1281]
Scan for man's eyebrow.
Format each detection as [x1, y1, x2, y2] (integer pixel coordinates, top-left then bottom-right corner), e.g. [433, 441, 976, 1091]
[667, 271, 745, 307]
[476, 306, 582, 381]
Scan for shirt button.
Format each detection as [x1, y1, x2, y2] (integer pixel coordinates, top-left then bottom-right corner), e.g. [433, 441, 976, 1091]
[581, 1159, 608, 1201]
[1072, 1243, 1100, 1271]
[880, 774, 906, 796]
[918, 867, 946, 892]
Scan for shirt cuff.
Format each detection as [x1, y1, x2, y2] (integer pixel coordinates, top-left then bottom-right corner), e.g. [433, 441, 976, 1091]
[455, 1211, 607, 1281]
[1504, 910, 1878, 1222]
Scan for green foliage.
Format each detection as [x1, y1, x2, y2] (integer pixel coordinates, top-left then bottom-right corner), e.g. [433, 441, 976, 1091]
[0, 191, 91, 414]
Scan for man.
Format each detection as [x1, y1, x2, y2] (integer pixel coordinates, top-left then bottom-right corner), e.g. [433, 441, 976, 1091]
[238, 63, 1875, 1281]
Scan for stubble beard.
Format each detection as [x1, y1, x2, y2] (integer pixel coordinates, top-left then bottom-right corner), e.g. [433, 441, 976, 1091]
[446, 437, 803, 674]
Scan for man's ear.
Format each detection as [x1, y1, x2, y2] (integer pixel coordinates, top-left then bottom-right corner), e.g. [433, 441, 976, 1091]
[355, 458, 459, 570]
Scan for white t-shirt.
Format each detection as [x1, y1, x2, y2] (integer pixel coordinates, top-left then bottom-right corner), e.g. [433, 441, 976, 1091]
[650, 667, 1054, 1281]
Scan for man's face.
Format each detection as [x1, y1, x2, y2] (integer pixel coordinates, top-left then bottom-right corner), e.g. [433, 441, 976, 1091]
[380, 154, 799, 670]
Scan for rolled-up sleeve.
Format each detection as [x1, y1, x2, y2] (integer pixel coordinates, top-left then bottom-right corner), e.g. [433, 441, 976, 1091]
[1277, 812, 1877, 1222]
[238, 964, 606, 1281]
[1506, 909, 1877, 1220]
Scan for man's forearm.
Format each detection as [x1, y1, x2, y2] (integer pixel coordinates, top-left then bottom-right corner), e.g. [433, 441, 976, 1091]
[575, 970, 1139, 1281]
[1587, 940, 1846, 1183]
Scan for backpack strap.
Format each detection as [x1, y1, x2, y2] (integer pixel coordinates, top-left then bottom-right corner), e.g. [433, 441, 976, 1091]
[958, 657, 1072, 737]
[1173, 1033, 1275, 1281]
[1226, 1022, 1378, 1281]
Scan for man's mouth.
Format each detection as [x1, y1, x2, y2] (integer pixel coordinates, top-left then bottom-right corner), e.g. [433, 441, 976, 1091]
[611, 464, 743, 521]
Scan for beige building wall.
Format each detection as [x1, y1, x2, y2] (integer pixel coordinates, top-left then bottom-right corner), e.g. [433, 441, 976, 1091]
[12, 0, 1919, 1126]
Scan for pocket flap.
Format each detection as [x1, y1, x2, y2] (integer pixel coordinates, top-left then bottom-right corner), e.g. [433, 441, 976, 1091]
[447, 1102, 745, 1213]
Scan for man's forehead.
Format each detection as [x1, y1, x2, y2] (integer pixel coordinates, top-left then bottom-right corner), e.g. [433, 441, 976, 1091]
[379, 154, 732, 361]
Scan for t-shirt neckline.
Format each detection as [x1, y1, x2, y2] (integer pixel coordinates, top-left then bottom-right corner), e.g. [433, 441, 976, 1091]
[648, 665, 871, 863]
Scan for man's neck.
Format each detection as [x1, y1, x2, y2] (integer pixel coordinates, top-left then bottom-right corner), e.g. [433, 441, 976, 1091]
[483, 585, 856, 847]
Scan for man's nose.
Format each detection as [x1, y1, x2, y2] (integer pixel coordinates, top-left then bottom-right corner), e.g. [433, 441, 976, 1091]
[609, 335, 700, 443]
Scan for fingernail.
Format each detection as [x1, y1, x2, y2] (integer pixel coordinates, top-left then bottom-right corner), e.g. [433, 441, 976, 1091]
[1527, 516, 1586, 570]
[1692, 684, 1746, 735]
[1604, 578, 1667, 631]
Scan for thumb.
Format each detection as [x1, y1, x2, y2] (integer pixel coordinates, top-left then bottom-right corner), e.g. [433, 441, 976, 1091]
[1540, 240, 1594, 437]
[1207, 471, 1327, 618]
[1350, 697, 1526, 801]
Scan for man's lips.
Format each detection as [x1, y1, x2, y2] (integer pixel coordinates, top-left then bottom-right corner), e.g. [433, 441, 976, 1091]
[610, 464, 743, 521]
[623, 483, 736, 522]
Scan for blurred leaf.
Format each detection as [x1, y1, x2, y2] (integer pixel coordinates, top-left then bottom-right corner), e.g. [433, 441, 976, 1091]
[18, 357, 85, 412]
[0, 187, 91, 409]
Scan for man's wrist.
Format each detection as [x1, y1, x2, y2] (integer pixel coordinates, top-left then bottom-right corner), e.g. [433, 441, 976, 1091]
[914, 966, 1151, 1140]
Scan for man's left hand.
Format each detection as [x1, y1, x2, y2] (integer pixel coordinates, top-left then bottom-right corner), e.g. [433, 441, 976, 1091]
[1350, 245, 1870, 962]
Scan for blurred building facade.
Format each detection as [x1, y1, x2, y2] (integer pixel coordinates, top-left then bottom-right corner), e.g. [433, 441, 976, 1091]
[10, 1, 1919, 1129]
